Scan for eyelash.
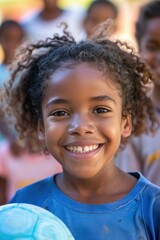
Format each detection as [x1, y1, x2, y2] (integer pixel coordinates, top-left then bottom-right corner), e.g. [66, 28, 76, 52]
[50, 107, 111, 119]
[51, 110, 69, 117]
[93, 107, 110, 114]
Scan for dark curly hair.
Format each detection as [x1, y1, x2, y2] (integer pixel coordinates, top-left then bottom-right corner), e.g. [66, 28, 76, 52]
[135, 0, 160, 47]
[4, 22, 157, 152]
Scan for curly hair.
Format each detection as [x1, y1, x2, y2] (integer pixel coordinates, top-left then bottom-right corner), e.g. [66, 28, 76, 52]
[135, 0, 160, 47]
[4, 22, 157, 152]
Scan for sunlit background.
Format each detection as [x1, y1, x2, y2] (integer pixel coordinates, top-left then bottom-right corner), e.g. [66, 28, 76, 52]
[0, 0, 150, 62]
[0, 0, 149, 20]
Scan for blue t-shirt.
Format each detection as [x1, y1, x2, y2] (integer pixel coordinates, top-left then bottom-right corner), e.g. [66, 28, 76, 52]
[9, 172, 160, 240]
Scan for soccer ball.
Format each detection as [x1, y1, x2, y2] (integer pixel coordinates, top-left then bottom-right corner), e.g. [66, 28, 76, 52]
[0, 203, 75, 240]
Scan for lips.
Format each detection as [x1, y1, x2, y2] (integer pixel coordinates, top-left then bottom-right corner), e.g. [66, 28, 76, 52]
[64, 143, 103, 160]
[65, 144, 99, 153]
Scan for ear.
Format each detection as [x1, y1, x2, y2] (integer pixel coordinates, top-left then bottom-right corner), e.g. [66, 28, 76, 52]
[37, 119, 45, 141]
[121, 114, 132, 138]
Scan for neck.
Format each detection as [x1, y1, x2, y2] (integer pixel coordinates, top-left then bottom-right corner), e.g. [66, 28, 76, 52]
[56, 166, 137, 204]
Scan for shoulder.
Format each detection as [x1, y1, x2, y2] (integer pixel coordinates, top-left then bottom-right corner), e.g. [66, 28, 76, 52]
[138, 173, 160, 198]
[143, 180, 160, 207]
[140, 177, 160, 218]
[140, 180, 160, 238]
[8, 176, 54, 207]
[131, 173, 160, 238]
[131, 172, 160, 208]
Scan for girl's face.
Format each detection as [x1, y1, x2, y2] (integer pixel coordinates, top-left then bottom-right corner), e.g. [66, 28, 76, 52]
[139, 17, 160, 86]
[40, 63, 131, 180]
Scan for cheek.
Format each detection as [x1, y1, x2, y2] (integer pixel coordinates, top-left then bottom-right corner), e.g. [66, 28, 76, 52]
[99, 118, 121, 138]
[45, 126, 59, 142]
[44, 123, 66, 148]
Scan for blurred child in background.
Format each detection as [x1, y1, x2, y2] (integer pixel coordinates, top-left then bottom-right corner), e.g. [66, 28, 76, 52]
[116, 0, 160, 186]
[21, 0, 84, 42]
[83, 0, 118, 38]
[0, 19, 62, 204]
[0, 97, 62, 204]
[0, 20, 25, 89]
[0, 19, 25, 204]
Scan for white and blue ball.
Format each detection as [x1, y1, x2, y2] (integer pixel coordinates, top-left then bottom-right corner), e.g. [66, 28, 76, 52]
[0, 203, 74, 240]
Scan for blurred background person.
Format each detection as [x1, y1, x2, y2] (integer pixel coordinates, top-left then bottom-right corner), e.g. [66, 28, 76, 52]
[82, 0, 118, 39]
[0, 19, 25, 148]
[0, 17, 62, 205]
[0, 80, 62, 205]
[0, 106, 8, 205]
[20, 0, 84, 42]
[0, 99, 62, 205]
[116, 0, 160, 186]
[0, 19, 25, 89]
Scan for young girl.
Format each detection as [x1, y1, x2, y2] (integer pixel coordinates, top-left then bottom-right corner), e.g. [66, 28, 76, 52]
[7, 22, 160, 239]
[116, 1, 160, 186]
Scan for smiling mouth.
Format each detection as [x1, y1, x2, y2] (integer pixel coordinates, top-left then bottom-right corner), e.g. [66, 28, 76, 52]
[65, 144, 101, 153]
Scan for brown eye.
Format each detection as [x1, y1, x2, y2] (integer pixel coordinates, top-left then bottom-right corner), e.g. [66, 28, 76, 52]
[52, 110, 69, 116]
[94, 107, 109, 114]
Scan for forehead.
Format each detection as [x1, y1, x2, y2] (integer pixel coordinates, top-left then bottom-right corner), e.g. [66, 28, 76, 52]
[43, 63, 121, 102]
[50, 62, 111, 86]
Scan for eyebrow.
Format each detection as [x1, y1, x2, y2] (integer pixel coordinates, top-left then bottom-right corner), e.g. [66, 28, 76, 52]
[47, 98, 70, 107]
[46, 95, 116, 107]
[90, 95, 116, 104]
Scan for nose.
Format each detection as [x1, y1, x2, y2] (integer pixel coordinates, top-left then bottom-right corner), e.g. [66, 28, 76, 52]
[68, 113, 95, 136]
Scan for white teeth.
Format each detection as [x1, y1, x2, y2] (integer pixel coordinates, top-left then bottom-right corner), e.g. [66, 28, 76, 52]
[66, 145, 99, 153]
